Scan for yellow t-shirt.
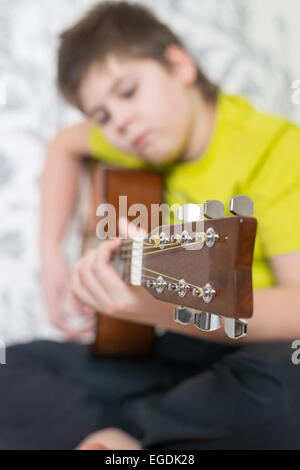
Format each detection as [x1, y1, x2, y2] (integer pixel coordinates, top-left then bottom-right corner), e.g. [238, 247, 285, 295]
[89, 92, 300, 290]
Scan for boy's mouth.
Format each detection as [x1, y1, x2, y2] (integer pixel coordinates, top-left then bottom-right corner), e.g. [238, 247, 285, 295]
[133, 132, 148, 148]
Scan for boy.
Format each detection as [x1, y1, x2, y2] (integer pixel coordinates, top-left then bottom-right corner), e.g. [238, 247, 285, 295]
[9, 1, 300, 449]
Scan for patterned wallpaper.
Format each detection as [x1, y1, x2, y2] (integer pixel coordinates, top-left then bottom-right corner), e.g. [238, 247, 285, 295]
[0, 0, 300, 344]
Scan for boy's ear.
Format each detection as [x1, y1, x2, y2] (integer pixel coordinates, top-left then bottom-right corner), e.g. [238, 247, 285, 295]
[164, 44, 198, 86]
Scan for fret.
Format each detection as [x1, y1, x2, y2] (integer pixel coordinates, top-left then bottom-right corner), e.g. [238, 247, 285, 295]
[114, 240, 133, 283]
[114, 239, 144, 285]
[130, 239, 144, 286]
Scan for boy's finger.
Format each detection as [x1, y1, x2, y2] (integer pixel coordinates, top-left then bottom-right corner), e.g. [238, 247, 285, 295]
[66, 290, 95, 317]
[118, 216, 147, 240]
[57, 322, 95, 341]
[50, 305, 95, 340]
[72, 261, 109, 312]
[50, 313, 80, 336]
[48, 290, 94, 337]
[66, 325, 95, 340]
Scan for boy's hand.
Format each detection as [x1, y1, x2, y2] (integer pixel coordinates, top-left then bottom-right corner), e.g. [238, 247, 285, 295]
[41, 252, 95, 338]
[70, 218, 162, 325]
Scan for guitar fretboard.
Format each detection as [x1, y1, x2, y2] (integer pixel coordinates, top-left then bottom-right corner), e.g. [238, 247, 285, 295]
[115, 239, 145, 286]
[115, 240, 133, 284]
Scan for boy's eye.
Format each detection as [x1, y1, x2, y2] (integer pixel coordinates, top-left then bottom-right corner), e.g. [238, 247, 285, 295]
[98, 110, 110, 125]
[121, 84, 136, 99]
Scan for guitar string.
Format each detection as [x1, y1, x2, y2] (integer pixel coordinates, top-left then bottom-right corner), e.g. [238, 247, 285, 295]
[119, 239, 205, 258]
[142, 267, 204, 293]
[119, 233, 206, 250]
[113, 239, 207, 293]
[117, 234, 180, 247]
[124, 264, 204, 294]
[122, 264, 179, 282]
[117, 230, 205, 248]
[118, 242, 206, 291]
[120, 243, 180, 253]
[120, 240, 182, 250]
[119, 239, 153, 247]
[139, 273, 204, 295]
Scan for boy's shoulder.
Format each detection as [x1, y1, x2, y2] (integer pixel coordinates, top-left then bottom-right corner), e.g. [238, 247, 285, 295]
[221, 91, 299, 143]
[216, 92, 300, 185]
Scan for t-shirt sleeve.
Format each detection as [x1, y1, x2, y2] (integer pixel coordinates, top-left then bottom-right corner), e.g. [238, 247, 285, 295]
[88, 123, 148, 169]
[246, 123, 300, 258]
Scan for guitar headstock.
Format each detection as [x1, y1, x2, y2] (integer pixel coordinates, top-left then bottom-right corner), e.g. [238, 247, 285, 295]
[129, 196, 257, 339]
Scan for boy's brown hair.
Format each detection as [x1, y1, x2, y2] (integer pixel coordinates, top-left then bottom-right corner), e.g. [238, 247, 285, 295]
[58, 1, 218, 109]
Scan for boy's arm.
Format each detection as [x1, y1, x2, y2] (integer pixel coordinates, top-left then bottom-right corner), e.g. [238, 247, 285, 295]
[40, 120, 94, 334]
[41, 121, 92, 254]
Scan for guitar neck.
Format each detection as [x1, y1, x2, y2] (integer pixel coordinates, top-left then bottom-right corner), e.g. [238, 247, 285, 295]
[113, 239, 138, 285]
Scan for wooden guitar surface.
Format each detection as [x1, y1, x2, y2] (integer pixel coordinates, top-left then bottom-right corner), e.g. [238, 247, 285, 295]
[82, 164, 164, 356]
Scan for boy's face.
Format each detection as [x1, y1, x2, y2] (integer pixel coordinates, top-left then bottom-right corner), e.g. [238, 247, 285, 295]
[79, 55, 195, 164]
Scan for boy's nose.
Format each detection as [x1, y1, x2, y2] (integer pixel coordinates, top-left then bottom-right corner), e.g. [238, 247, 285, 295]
[114, 109, 134, 135]
[116, 116, 132, 134]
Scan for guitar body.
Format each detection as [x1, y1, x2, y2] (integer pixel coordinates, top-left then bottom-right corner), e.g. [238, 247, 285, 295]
[82, 164, 164, 356]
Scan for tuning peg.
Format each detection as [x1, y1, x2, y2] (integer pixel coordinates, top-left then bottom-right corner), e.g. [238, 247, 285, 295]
[177, 204, 203, 222]
[193, 312, 222, 331]
[174, 306, 194, 325]
[203, 200, 225, 219]
[224, 318, 247, 339]
[229, 195, 253, 216]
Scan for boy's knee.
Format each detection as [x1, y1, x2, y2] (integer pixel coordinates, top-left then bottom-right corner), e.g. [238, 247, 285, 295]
[222, 353, 289, 447]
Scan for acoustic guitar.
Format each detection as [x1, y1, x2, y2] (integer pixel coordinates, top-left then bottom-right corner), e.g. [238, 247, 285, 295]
[81, 162, 257, 355]
[81, 163, 163, 356]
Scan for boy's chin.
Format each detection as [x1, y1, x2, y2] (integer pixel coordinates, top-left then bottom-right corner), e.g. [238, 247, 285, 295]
[141, 148, 180, 167]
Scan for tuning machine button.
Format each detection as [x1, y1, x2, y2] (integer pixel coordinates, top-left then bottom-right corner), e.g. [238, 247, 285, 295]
[229, 195, 253, 216]
[194, 312, 222, 331]
[203, 200, 225, 219]
[146, 276, 167, 293]
[202, 283, 216, 303]
[168, 282, 177, 291]
[180, 230, 192, 246]
[159, 232, 169, 249]
[177, 279, 189, 298]
[177, 204, 203, 222]
[155, 276, 167, 294]
[148, 233, 160, 246]
[224, 318, 247, 339]
[205, 227, 219, 248]
[174, 306, 194, 325]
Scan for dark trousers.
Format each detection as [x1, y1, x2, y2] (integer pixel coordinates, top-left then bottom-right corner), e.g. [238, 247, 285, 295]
[0, 332, 299, 450]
